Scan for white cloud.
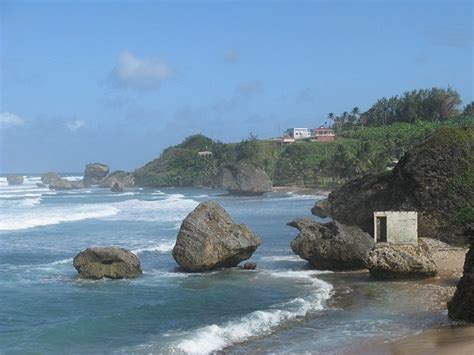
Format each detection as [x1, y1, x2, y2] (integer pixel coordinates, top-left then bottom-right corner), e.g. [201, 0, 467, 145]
[0, 112, 25, 128]
[109, 50, 171, 90]
[66, 119, 85, 132]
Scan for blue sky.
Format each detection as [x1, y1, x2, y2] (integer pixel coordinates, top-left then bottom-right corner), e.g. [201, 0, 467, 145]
[0, 0, 472, 173]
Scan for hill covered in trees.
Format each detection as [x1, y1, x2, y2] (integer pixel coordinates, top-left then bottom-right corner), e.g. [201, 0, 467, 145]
[134, 87, 474, 188]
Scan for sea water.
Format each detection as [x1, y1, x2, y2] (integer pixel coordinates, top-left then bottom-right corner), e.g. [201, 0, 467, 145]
[0, 176, 449, 353]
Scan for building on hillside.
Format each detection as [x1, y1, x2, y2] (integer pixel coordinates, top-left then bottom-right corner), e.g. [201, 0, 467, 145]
[310, 127, 336, 142]
[272, 136, 295, 145]
[284, 128, 311, 140]
[373, 211, 418, 245]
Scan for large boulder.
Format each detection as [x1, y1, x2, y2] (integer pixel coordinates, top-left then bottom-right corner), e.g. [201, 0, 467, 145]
[111, 182, 126, 193]
[100, 170, 135, 188]
[214, 163, 272, 195]
[7, 175, 24, 185]
[41, 172, 62, 185]
[312, 128, 473, 245]
[84, 163, 109, 186]
[289, 218, 374, 270]
[73, 247, 142, 279]
[49, 178, 85, 190]
[448, 234, 474, 322]
[365, 240, 437, 279]
[172, 201, 262, 271]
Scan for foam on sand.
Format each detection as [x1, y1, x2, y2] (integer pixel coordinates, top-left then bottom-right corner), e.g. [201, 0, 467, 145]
[173, 270, 333, 353]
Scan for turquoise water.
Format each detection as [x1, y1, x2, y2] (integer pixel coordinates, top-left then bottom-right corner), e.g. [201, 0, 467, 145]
[0, 176, 448, 353]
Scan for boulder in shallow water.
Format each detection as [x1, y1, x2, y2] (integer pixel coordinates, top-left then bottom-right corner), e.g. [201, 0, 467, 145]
[214, 163, 272, 195]
[41, 172, 62, 185]
[243, 262, 257, 270]
[172, 201, 262, 272]
[100, 170, 135, 188]
[289, 218, 374, 270]
[7, 175, 24, 185]
[111, 182, 126, 193]
[84, 163, 109, 186]
[73, 247, 142, 279]
[49, 178, 84, 190]
[365, 240, 437, 279]
[448, 235, 474, 322]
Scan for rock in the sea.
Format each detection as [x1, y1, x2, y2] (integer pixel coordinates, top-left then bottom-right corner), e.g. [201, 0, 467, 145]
[111, 182, 126, 193]
[7, 175, 24, 185]
[243, 262, 257, 270]
[312, 128, 473, 245]
[84, 163, 109, 186]
[289, 218, 374, 270]
[215, 163, 272, 195]
[41, 172, 62, 185]
[172, 201, 262, 271]
[365, 240, 437, 279]
[49, 178, 84, 190]
[448, 235, 474, 322]
[100, 170, 135, 188]
[73, 247, 142, 279]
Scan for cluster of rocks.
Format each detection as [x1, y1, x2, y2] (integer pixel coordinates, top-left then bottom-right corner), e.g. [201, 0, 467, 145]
[7, 175, 24, 185]
[40, 163, 135, 192]
[213, 163, 273, 196]
[74, 201, 261, 279]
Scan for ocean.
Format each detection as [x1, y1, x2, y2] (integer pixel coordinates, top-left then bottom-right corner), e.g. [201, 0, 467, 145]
[0, 176, 450, 353]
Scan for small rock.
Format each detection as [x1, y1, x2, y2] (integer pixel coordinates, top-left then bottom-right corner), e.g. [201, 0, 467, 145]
[41, 172, 62, 185]
[73, 247, 142, 279]
[7, 175, 24, 185]
[243, 262, 257, 270]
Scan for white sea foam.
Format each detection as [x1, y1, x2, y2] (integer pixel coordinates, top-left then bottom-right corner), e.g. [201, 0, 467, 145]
[20, 197, 42, 207]
[132, 240, 175, 254]
[173, 270, 333, 353]
[261, 255, 303, 262]
[0, 204, 119, 231]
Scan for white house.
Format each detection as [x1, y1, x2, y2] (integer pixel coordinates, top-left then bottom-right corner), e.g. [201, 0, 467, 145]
[284, 128, 311, 140]
[373, 211, 418, 245]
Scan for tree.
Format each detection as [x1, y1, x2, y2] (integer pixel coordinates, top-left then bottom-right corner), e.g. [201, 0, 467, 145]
[328, 112, 335, 128]
[463, 101, 474, 116]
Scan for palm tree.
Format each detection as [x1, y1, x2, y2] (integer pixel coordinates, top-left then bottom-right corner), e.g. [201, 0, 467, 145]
[327, 113, 335, 128]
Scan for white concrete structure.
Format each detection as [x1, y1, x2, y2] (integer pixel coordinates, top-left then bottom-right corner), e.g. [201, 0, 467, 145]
[373, 211, 418, 245]
[284, 128, 311, 140]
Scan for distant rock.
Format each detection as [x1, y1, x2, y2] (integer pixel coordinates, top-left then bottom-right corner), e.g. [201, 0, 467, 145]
[100, 170, 135, 188]
[36, 183, 46, 188]
[7, 175, 24, 185]
[73, 247, 142, 279]
[214, 163, 272, 195]
[172, 201, 262, 271]
[84, 163, 109, 186]
[365, 240, 437, 279]
[49, 179, 85, 191]
[289, 218, 374, 270]
[243, 262, 257, 270]
[111, 182, 126, 193]
[448, 234, 474, 322]
[312, 128, 474, 245]
[41, 172, 62, 185]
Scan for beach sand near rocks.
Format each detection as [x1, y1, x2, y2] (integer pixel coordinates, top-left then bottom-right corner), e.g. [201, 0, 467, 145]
[360, 239, 472, 354]
[272, 185, 332, 197]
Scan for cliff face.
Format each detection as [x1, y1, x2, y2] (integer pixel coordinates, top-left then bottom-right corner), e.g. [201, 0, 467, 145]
[313, 128, 474, 245]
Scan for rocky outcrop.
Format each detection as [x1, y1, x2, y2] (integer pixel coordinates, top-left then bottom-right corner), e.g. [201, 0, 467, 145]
[7, 175, 24, 185]
[365, 240, 437, 279]
[73, 247, 142, 279]
[172, 201, 262, 271]
[448, 235, 474, 322]
[100, 170, 135, 188]
[312, 128, 474, 245]
[84, 163, 109, 186]
[243, 262, 257, 270]
[111, 182, 126, 193]
[214, 163, 272, 195]
[49, 179, 85, 190]
[289, 218, 374, 270]
[41, 172, 62, 185]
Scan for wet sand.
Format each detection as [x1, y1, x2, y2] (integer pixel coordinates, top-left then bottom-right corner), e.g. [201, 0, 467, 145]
[272, 185, 332, 196]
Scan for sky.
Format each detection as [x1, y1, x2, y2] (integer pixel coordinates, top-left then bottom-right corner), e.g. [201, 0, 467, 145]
[0, 0, 472, 173]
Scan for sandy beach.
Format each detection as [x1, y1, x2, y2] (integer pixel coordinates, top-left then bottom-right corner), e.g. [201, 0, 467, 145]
[360, 239, 472, 354]
[272, 185, 332, 197]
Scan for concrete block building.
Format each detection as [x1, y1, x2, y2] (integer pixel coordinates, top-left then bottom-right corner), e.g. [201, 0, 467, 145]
[373, 211, 418, 245]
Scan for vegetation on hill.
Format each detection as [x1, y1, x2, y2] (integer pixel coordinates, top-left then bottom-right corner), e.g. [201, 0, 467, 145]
[134, 87, 474, 188]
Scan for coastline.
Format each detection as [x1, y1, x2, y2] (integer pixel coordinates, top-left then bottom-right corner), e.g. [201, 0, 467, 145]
[354, 239, 470, 354]
[272, 185, 332, 196]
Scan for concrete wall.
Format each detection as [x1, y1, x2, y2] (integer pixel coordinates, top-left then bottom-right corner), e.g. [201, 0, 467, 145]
[374, 211, 418, 245]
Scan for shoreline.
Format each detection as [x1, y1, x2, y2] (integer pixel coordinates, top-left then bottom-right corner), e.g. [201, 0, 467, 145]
[272, 185, 332, 197]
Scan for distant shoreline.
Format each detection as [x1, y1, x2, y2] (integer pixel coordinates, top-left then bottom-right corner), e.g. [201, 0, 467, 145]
[272, 185, 332, 197]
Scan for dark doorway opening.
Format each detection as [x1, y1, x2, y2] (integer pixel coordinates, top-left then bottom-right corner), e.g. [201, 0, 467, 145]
[376, 216, 387, 242]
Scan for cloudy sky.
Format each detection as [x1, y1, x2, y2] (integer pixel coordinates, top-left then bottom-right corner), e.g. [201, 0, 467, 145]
[0, 0, 472, 173]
